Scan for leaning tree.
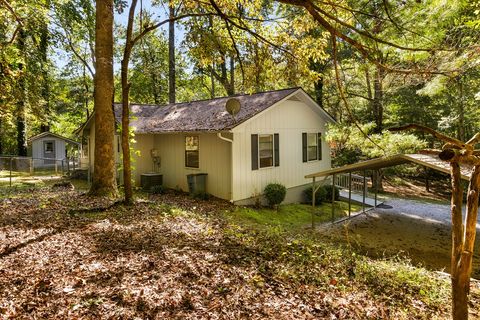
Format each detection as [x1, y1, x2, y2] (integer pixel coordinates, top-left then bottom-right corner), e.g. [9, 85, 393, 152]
[391, 124, 480, 320]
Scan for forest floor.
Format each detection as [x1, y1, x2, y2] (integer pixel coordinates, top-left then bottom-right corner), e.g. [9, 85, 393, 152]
[0, 181, 472, 319]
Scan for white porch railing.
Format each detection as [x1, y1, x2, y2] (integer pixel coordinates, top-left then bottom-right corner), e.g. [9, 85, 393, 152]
[334, 173, 370, 194]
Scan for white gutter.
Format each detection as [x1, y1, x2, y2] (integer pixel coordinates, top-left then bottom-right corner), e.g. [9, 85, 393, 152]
[217, 132, 233, 143]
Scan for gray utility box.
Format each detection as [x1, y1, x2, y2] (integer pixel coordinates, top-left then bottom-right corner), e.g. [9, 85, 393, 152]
[187, 173, 207, 194]
[140, 173, 163, 191]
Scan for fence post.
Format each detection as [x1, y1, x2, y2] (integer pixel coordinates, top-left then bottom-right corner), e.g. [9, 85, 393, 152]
[9, 157, 12, 187]
[30, 158, 33, 175]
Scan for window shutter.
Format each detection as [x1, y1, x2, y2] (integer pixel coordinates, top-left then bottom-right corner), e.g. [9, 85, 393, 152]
[302, 133, 307, 162]
[274, 133, 279, 167]
[251, 134, 258, 170]
[318, 132, 322, 160]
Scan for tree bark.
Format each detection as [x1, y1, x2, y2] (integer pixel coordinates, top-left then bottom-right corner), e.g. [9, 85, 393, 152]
[372, 65, 384, 134]
[89, 0, 117, 197]
[450, 162, 466, 319]
[458, 77, 465, 141]
[16, 28, 27, 156]
[168, 1, 176, 104]
[39, 0, 50, 133]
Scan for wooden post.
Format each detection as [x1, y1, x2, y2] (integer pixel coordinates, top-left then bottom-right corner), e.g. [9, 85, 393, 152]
[374, 170, 378, 208]
[348, 172, 352, 217]
[29, 158, 33, 175]
[312, 177, 315, 229]
[9, 157, 12, 188]
[362, 171, 366, 213]
[331, 174, 335, 222]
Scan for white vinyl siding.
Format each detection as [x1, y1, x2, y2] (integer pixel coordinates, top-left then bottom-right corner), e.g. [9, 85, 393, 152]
[132, 132, 232, 200]
[231, 99, 331, 202]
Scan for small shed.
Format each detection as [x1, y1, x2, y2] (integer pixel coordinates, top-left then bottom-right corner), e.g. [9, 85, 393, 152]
[28, 132, 80, 167]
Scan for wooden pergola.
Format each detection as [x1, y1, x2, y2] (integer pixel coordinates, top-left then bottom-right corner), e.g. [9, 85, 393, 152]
[306, 153, 472, 225]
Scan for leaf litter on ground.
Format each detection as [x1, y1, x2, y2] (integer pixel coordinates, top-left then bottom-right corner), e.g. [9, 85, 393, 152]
[0, 186, 476, 319]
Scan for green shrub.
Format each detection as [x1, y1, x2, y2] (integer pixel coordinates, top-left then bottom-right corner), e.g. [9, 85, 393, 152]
[303, 186, 327, 205]
[150, 185, 165, 194]
[323, 185, 340, 202]
[264, 183, 287, 207]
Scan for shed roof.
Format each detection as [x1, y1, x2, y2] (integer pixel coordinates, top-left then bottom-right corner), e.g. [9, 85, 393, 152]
[110, 87, 333, 133]
[305, 153, 472, 181]
[28, 132, 80, 146]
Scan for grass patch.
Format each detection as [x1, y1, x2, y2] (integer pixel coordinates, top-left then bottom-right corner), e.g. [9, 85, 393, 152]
[229, 201, 362, 231]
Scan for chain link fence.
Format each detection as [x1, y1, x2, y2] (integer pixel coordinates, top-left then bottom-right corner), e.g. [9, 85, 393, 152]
[0, 156, 83, 188]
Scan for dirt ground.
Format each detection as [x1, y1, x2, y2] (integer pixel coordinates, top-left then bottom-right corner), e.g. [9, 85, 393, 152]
[324, 198, 480, 279]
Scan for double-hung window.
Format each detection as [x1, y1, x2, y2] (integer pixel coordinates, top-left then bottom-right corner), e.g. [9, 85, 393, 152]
[302, 132, 322, 162]
[185, 136, 199, 168]
[251, 133, 279, 170]
[259, 134, 274, 168]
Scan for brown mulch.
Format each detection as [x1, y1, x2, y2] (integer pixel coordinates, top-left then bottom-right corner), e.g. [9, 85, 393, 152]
[0, 187, 451, 319]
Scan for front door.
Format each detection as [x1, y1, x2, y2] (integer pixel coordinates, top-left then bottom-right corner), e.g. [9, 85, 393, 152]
[43, 140, 55, 165]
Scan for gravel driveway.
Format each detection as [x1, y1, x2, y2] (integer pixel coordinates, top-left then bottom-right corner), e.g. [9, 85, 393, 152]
[326, 197, 480, 278]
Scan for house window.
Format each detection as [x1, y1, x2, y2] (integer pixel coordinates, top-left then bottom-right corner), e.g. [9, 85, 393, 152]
[185, 136, 199, 168]
[44, 141, 54, 153]
[302, 132, 322, 162]
[307, 133, 318, 161]
[259, 134, 274, 168]
[251, 133, 279, 170]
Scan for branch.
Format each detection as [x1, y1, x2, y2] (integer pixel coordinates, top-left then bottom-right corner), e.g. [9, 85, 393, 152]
[466, 133, 480, 146]
[388, 124, 465, 148]
[0, 0, 23, 26]
[276, 0, 454, 75]
[332, 35, 385, 152]
[66, 36, 95, 77]
[208, 0, 294, 57]
[131, 13, 217, 46]
[345, 91, 373, 101]
[208, 0, 245, 85]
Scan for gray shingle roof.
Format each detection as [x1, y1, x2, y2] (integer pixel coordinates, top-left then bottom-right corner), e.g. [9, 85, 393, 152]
[113, 88, 300, 133]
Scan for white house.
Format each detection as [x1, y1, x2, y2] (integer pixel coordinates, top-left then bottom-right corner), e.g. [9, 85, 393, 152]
[28, 132, 80, 168]
[76, 87, 335, 204]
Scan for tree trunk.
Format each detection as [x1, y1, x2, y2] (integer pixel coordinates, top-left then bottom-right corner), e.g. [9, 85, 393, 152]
[452, 164, 480, 319]
[457, 77, 465, 141]
[372, 66, 384, 134]
[121, 57, 133, 204]
[229, 55, 234, 95]
[16, 28, 27, 157]
[89, 0, 117, 197]
[39, 0, 50, 133]
[314, 75, 323, 108]
[168, 1, 175, 104]
[450, 162, 466, 319]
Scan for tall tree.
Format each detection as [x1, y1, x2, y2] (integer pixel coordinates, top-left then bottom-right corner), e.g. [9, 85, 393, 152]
[89, 0, 117, 197]
[168, 0, 176, 103]
[16, 28, 27, 156]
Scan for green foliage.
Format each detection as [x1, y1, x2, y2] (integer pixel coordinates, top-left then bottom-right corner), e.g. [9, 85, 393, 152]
[323, 185, 340, 202]
[327, 123, 428, 166]
[303, 185, 327, 205]
[264, 183, 286, 207]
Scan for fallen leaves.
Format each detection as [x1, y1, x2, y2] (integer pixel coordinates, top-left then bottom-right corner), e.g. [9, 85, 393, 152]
[0, 187, 459, 319]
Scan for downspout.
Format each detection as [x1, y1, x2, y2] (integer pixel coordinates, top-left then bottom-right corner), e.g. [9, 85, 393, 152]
[217, 132, 234, 202]
[217, 132, 233, 143]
